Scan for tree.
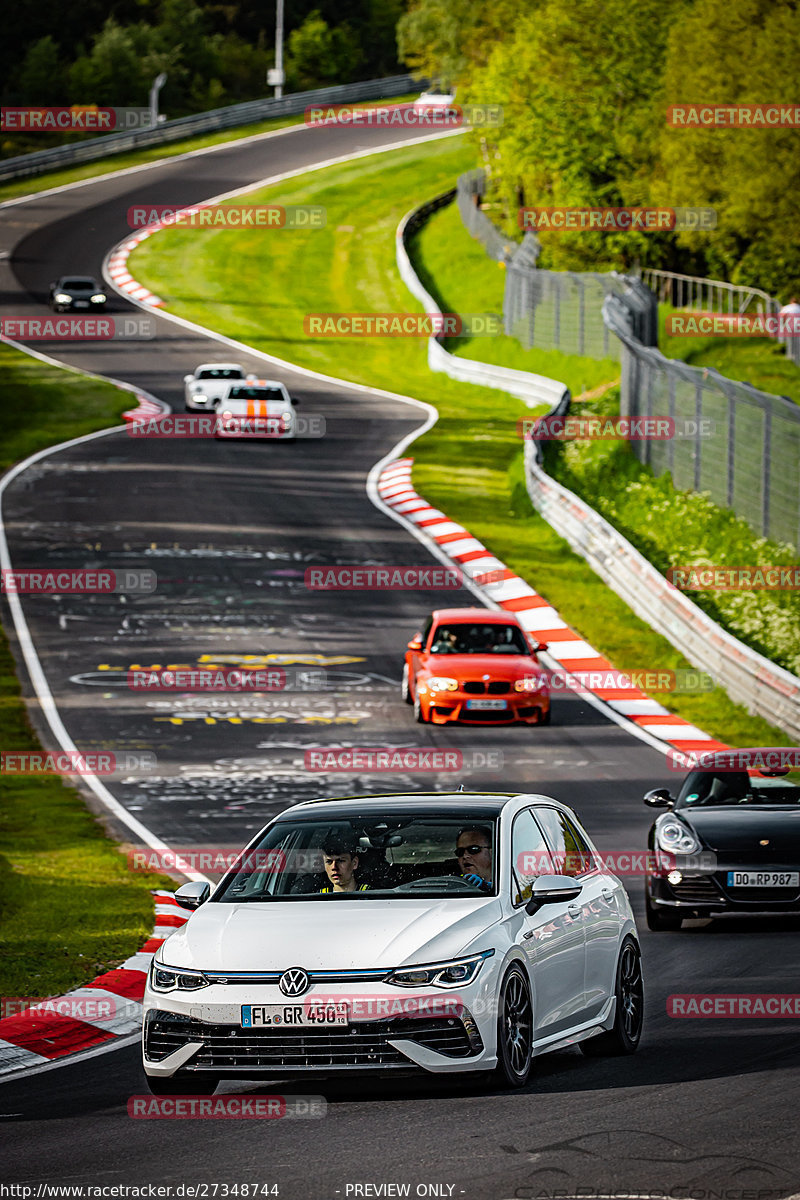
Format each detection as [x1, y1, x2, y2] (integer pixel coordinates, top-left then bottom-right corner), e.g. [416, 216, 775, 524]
[285, 11, 363, 91]
[16, 37, 67, 104]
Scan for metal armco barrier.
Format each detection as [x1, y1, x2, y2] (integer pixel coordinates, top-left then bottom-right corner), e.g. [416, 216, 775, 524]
[523, 437, 800, 741]
[0, 75, 417, 183]
[397, 192, 569, 409]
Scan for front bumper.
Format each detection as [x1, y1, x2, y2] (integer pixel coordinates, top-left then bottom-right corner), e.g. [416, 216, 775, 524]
[214, 419, 295, 440]
[648, 868, 800, 916]
[142, 979, 496, 1078]
[421, 688, 549, 725]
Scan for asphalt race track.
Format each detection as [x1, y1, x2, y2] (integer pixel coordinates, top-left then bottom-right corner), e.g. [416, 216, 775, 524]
[1, 120, 799, 1198]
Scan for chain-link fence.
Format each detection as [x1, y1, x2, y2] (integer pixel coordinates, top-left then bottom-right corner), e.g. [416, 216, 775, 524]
[457, 170, 657, 360]
[606, 294, 800, 548]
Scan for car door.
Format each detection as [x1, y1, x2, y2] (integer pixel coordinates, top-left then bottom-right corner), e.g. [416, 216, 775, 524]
[535, 807, 619, 1023]
[510, 809, 587, 1040]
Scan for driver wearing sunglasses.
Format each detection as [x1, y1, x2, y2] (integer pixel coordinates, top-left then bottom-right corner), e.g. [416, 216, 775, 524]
[455, 826, 493, 892]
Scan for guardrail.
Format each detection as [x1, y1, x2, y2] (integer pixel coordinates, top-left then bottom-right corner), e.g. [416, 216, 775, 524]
[523, 433, 800, 741]
[396, 191, 569, 409]
[0, 75, 418, 184]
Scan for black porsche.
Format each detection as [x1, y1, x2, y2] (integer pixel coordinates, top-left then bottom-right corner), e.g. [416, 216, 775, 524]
[643, 767, 800, 930]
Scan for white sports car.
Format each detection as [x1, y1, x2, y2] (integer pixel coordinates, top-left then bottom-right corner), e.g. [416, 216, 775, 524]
[215, 380, 297, 440]
[183, 363, 254, 412]
[142, 792, 643, 1094]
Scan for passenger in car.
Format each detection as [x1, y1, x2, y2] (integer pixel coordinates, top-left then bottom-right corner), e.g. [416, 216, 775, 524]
[318, 843, 370, 893]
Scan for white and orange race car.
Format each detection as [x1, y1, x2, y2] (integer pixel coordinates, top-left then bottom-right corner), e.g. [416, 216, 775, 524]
[215, 380, 298, 440]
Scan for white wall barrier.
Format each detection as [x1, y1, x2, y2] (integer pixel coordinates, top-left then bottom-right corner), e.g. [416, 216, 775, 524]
[396, 195, 569, 409]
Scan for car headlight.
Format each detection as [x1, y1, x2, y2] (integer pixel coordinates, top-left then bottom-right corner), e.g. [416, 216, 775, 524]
[54, 293, 71, 303]
[514, 676, 546, 692]
[387, 951, 494, 989]
[656, 819, 701, 855]
[426, 676, 458, 692]
[150, 961, 210, 992]
[91, 293, 106, 303]
[281, 410, 294, 423]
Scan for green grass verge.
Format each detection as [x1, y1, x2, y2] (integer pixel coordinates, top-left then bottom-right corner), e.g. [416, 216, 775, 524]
[0, 96, 418, 205]
[0, 341, 173, 997]
[414, 200, 620, 398]
[129, 140, 792, 749]
[658, 303, 800, 407]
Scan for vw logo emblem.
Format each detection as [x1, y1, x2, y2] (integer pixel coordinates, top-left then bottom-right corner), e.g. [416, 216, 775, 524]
[279, 967, 310, 997]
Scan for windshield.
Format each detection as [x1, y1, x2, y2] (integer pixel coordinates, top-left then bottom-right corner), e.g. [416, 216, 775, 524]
[678, 770, 800, 807]
[62, 278, 97, 289]
[226, 386, 285, 401]
[429, 622, 528, 655]
[197, 368, 243, 379]
[212, 811, 498, 901]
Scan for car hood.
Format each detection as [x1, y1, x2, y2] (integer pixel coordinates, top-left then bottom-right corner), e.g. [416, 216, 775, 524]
[222, 399, 289, 414]
[681, 807, 800, 853]
[159, 896, 500, 972]
[424, 653, 540, 679]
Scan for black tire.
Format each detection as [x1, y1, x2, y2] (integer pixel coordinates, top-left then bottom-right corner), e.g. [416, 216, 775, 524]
[413, 692, 426, 723]
[401, 664, 413, 704]
[494, 965, 533, 1087]
[145, 1073, 219, 1096]
[539, 706, 551, 725]
[581, 936, 643, 1057]
[645, 893, 683, 931]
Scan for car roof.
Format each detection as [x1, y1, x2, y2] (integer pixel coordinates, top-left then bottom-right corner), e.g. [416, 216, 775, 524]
[195, 362, 243, 371]
[282, 791, 563, 818]
[58, 276, 97, 285]
[429, 608, 522, 625]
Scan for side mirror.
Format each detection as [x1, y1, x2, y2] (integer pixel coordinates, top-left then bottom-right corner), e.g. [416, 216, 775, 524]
[183, 375, 192, 383]
[291, 397, 300, 406]
[525, 874, 582, 914]
[407, 637, 423, 651]
[644, 787, 675, 808]
[174, 881, 211, 910]
[532, 642, 548, 654]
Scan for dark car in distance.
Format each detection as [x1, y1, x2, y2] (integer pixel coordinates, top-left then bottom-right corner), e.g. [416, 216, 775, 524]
[49, 276, 108, 313]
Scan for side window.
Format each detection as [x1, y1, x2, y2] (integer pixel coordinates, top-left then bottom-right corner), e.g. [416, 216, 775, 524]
[534, 808, 593, 877]
[421, 616, 434, 647]
[510, 810, 554, 906]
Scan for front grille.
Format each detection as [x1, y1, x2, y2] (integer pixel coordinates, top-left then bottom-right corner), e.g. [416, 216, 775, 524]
[462, 681, 485, 694]
[722, 885, 800, 904]
[460, 709, 514, 722]
[431, 705, 456, 716]
[487, 681, 511, 694]
[669, 875, 720, 902]
[145, 1011, 476, 1069]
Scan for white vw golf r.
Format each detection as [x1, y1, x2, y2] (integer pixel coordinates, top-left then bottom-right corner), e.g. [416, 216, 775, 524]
[142, 792, 644, 1092]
